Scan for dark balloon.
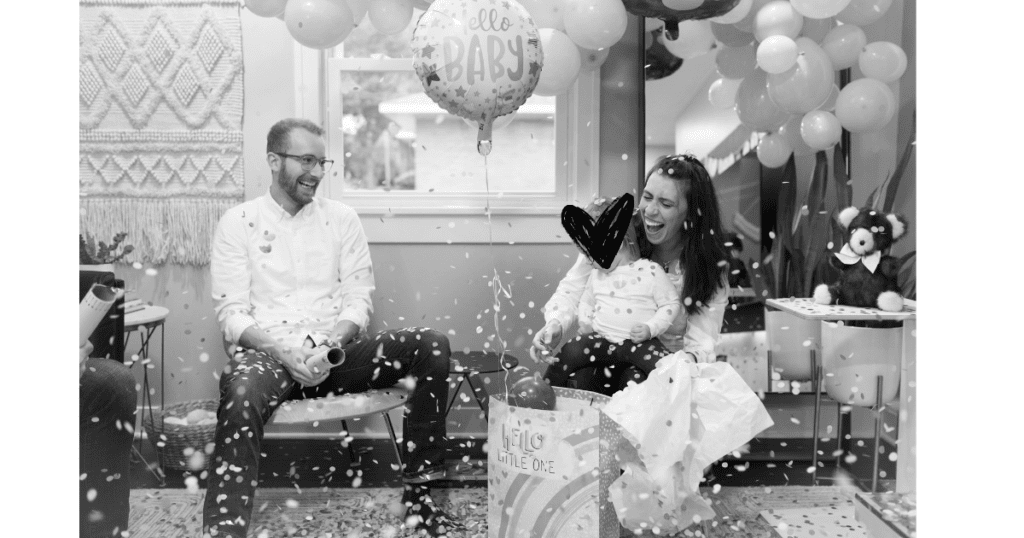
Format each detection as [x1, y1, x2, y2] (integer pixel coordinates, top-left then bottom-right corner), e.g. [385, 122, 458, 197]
[646, 32, 684, 81]
[508, 373, 557, 411]
[621, 0, 742, 22]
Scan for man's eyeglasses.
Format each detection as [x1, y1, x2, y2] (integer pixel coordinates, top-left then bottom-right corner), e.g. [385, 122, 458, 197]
[273, 152, 334, 172]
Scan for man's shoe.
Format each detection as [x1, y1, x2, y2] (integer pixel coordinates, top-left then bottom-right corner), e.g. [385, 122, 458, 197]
[402, 484, 464, 537]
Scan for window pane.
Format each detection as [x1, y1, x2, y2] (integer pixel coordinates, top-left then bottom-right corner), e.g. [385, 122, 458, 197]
[416, 106, 556, 194]
[338, 70, 556, 194]
[339, 15, 416, 58]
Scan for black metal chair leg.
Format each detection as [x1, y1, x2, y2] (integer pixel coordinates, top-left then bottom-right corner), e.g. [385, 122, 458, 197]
[872, 375, 884, 493]
[811, 350, 822, 485]
[465, 373, 491, 422]
[341, 419, 358, 464]
[381, 412, 403, 468]
[444, 376, 465, 417]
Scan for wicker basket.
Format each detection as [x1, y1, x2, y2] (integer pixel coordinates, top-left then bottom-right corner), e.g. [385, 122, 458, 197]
[145, 399, 218, 471]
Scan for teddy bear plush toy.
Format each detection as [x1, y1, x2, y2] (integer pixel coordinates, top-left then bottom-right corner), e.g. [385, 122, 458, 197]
[813, 206, 909, 312]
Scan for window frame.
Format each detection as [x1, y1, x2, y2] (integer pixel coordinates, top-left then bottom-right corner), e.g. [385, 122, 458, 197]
[294, 42, 600, 244]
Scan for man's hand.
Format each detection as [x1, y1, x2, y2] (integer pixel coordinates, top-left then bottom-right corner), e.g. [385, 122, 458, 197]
[269, 344, 329, 387]
[79, 341, 94, 378]
[328, 320, 360, 349]
[630, 324, 652, 343]
[529, 321, 562, 365]
[238, 325, 329, 387]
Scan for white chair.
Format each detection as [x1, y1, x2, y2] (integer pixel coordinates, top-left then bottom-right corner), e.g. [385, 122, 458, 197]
[264, 387, 410, 470]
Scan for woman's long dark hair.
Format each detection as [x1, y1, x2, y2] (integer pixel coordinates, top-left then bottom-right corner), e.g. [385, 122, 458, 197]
[634, 154, 728, 316]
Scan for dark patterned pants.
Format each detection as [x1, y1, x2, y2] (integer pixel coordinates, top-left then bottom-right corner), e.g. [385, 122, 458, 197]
[203, 328, 451, 537]
[80, 358, 138, 538]
[544, 333, 670, 394]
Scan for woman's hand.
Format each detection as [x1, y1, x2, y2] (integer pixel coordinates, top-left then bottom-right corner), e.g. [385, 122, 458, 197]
[530, 321, 562, 365]
[79, 340, 94, 378]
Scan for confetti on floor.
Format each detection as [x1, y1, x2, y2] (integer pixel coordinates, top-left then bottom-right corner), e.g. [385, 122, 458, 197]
[126, 485, 862, 537]
[759, 505, 867, 538]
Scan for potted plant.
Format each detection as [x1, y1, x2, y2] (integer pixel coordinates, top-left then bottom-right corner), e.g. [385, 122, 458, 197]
[80, 232, 134, 272]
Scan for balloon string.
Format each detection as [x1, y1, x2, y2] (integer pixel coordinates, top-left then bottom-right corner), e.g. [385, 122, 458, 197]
[483, 153, 513, 403]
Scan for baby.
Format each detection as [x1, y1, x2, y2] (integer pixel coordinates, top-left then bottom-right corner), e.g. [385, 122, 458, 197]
[543, 196, 681, 390]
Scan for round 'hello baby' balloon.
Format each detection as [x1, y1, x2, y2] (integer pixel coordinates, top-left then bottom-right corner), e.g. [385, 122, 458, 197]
[411, 0, 543, 155]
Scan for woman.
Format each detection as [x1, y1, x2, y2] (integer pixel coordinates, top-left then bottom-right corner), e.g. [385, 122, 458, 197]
[532, 154, 729, 394]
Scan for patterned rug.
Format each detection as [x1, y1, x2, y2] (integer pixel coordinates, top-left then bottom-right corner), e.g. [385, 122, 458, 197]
[79, 0, 245, 266]
[128, 486, 861, 538]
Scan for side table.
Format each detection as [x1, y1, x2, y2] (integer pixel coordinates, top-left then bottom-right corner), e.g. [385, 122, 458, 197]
[445, 351, 520, 423]
[124, 304, 170, 479]
[766, 298, 916, 494]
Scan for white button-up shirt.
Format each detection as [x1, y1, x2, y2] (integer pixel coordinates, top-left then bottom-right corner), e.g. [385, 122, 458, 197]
[211, 193, 375, 350]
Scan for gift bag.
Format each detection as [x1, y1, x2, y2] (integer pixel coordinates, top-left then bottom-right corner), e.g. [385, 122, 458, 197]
[488, 387, 622, 538]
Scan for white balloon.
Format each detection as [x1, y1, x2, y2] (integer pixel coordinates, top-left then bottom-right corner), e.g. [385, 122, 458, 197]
[735, 0, 773, 33]
[754, 1, 804, 42]
[790, 0, 851, 19]
[716, 43, 757, 79]
[645, 17, 665, 33]
[800, 16, 834, 43]
[757, 35, 798, 74]
[778, 114, 816, 156]
[709, 0, 752, 25]
[347, 0, 369, 25]
[757, 133, 793, 168]
[800, 110, 842, 150]
[564, 0, 628, 51]
[836, 0, 893, 26]
[286, 0, 357, 49]
[821, 24, 867, 70]
[520, 0, 568, 31]
[579, 46, 611, 71]
[663, 0, 705, 9]
[534, 29, 583, 96]
[368, 0, 413, 35]
[662, 20, 716, 60]
[834, 78, 896, 133]
[859, 41, 908, 83]
[708, 77, 742, 109]
[767, 37, 834, 114]
[246, 0, 288, 18]
[815, 84, 840, 111]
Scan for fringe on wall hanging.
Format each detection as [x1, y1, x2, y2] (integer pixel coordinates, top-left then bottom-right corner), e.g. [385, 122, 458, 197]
[79, 0, 245, 266]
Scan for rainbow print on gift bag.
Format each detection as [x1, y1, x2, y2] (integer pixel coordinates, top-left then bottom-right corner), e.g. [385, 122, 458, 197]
[488, 387, 622, 538]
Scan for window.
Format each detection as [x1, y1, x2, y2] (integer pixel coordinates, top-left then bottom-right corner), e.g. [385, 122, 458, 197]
[295, 15, 600, 243]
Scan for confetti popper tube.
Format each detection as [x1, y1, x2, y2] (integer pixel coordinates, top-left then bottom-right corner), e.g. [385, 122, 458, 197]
[80, 283, 123, 347]
[305, 347, 345, 375]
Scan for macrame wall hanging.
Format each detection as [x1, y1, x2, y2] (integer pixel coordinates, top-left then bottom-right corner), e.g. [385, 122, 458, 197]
[80, 0, 244, 266]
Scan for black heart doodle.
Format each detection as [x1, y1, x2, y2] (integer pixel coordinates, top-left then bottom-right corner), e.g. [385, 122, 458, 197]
[561, 194, 634, 270]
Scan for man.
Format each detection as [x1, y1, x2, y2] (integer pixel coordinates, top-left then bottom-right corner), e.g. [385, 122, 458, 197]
[203, 118, 458, 537]
[80, 340, 138, 538]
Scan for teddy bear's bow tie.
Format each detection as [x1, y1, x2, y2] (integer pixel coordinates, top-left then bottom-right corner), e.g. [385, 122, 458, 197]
[835, 244, 881, 273]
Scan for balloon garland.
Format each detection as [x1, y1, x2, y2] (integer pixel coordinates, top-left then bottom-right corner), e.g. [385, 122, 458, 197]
[246, 0, 911, 165]
[692, 0, 909, 168]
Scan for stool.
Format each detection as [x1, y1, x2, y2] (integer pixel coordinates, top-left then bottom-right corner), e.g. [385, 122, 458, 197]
[445, 351, 519, 422]
[264, 387, 410, 469]
[124, 304, 170, 483]
[818, 321, 902, 493]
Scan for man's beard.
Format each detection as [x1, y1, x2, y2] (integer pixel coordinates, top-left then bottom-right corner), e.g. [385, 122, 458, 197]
[281, 168, 318, 206]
